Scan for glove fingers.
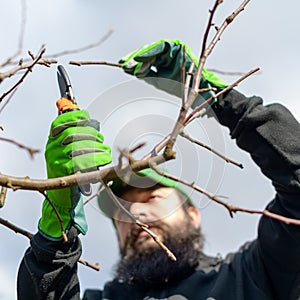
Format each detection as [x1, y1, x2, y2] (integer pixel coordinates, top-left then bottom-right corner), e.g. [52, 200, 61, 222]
[68, 151, 112, 172]
[119, 47, 146, 64]
[63, 140, 111, 161]
[120, 40, 169, 77]
[119, 40, 165, 65]
[122, 61, 142, 75]
[52, 119, 89, 137]
[134, 41, 166, 62]
[60, 127, 104, 145]
[70, 144, 112, 158]
[134, 60, 155, 77]
[64, 140, 112, 172]
[51, 110, 90, 137]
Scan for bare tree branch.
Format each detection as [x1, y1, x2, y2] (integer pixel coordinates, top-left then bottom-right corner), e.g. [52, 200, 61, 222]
[184, 67, 260, 125]
[69, 60, 122, 68]
[0, 147, 173, 191]
[44, 29, 113, 59]
[150, 164, 300, 226]
[0, 0, 27, 68]
[142, 67, 257, 165]
[180, 131, 243, 168]
[0, 47, 46, 102]
[39, 191, 68, 242]
[163, 0, 251, 161]
[207, 68, 256, 76]
[0, 216, 100, 271]
[4, 29, 114, 68]
[0, 137, 40, 158]
[142, 135, 171, 160]
[103, 181, 177, 261]
[0, 187, 8, 208]
[0, 216, 33, 239]
[0, 88, 18, 114]
[192, 0, 223, 96]
[193, 0, 251, 94]
[78, 259, 100, 272]
[0, 48, 49, 84]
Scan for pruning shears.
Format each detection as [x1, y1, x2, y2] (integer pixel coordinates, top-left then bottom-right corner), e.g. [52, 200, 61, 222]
[56, 65, 92, 196]
[56, 65, 80, 114]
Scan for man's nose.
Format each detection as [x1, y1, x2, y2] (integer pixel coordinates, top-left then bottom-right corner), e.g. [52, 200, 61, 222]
[130, 202, 152, 222]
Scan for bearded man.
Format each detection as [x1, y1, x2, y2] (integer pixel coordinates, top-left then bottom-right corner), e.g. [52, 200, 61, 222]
[17, 40, 300, 300]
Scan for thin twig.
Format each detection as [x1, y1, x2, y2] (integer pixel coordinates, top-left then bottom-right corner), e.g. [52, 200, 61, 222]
[0, 217, 33, 239]
[0, 88, 18, 115]
[0, 48, 47, 83]
[207, 68, 253, 76]
[78, 259, 100, 271]
[193, 0, 251, 95]
[5, 30, 114, 67]
[0, 187, 7, 208]
[130, 142, 146, 154]
[163, 61, 196, 155]
[180, 131, 243, 168]
[103, 181, 177, 261]
[141, 1, 253, 162]
[163, 1, 251, 158]
[136, 220, 177, 261]
[184, 67, 260, 125]
[83, 185, 105, 205]
[181, 46, 186, 107]
[46, 29, 113, 59]
[150, 164, 300, 226]
[0, 0, 27, 67]
[184, 62, 195, 107]
[0, 47, 46, 102]
[103, 181, 141, 223]
[142, 135, 171, 160]
[0, 137, 40, 158]
[0, 59, 57, 84]
[192, 0, 222, 95]
[39, 191, 68, 242]
[69, 60, 122, 68]
[141, 60, 192, 161]
[0, 216, 100, 271]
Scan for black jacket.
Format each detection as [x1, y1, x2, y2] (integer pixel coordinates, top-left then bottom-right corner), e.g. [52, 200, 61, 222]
[17, 89, 300, 299]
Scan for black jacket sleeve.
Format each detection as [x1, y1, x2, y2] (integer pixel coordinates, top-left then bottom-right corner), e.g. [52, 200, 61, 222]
[212, 89, 300, 299]
[17, 226, 82, 300]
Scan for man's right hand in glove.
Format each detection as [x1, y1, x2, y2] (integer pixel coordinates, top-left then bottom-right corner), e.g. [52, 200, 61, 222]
[38, 109, 112, 240]
[119, 39, 228, 108]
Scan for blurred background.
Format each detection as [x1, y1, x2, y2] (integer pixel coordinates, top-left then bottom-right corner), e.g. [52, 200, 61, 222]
[0, 0, 299, 298]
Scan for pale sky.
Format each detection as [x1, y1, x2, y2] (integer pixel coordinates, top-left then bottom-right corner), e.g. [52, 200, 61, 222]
[0, 0, 300, 299]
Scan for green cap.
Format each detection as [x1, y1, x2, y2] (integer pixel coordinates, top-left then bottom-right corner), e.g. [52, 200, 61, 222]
[97, 168, 193, 218]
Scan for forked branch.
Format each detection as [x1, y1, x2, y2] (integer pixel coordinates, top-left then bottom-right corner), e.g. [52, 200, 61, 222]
[0, 216, 100, 271]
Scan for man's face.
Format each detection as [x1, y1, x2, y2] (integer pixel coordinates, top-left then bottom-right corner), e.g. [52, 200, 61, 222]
[112, 185, 203, 286]
[113, 185, 201, 255]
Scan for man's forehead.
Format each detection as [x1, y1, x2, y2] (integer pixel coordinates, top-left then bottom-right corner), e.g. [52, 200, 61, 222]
[119, 185, 176, 200]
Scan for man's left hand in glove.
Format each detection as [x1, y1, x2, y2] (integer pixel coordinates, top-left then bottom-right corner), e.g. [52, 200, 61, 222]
[119, 39, 228, 109]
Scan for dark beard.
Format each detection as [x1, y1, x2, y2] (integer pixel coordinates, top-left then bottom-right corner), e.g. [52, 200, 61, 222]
[114, 215, 204, 289]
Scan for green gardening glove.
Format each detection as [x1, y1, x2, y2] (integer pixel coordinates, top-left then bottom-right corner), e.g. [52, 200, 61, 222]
[119, 39, 228, 108]
[38, 110, 112, 240]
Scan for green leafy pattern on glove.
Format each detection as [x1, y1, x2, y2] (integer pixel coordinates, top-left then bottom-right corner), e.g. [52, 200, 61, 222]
[39, 110, 112, 240]
[119, 39, 228, 108]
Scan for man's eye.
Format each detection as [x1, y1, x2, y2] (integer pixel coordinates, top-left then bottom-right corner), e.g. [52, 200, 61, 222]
[149, 195, 162, 202]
